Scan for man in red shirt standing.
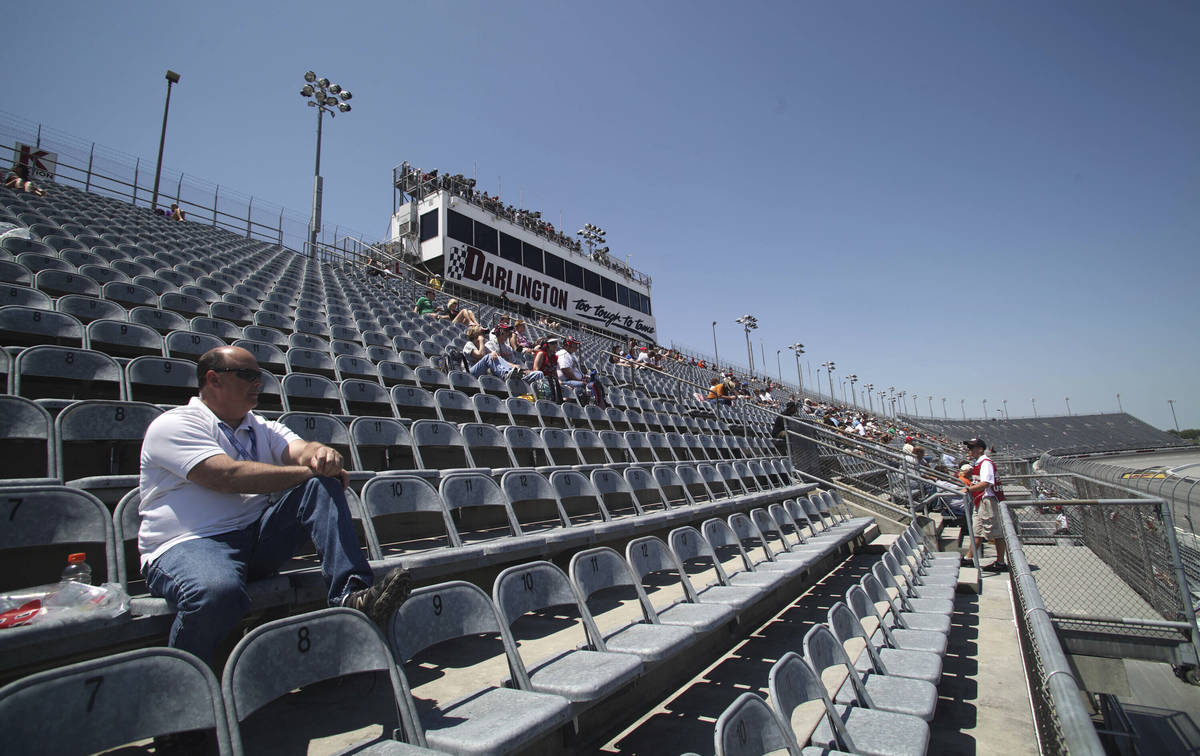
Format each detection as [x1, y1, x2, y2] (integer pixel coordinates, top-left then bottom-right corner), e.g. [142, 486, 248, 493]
[964, 438, 1007, 572]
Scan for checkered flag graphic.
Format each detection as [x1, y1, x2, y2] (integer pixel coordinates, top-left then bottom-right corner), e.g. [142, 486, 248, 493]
[446, 246, 467, 280]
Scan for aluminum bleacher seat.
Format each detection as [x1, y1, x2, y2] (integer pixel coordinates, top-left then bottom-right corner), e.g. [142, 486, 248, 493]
[862, 571, 952, 636]
[221, 608, 436, 754]
[492, 561, 643, 712]
[285, 348, 336, 379]
[55, 400, 161, 507]
[501, 471, 586, 546]
[410, 419, 474, 471]
[341, 378, 395, 417]
[573, 429, 613, 466]
[35, 269, 98, 298]
[242, 324, 287, 347]
[277, 412, 353, 464]
[584, 404, 611, 431]
[12, 345, 123, 403]
[471, 392, 511, 426]
[0, 485, 117, 590]
[624, 536, 739, 631]
[128, 305, 187, 334]
[0, 647, 235, 755]
[0, 259, 32, 285]
[392, 385, 439, 421]
[706, 516, 809, 581]
[57, 295, 126, 326]
[538, 427, 584, 467]
[712, 691, 808, 756]
[0, 305, 83, 347]
[534, 400, 568, 429]
[190, 316, 241, 342]
[232, 339, 286, 375]
[846, 584, 947, 656]
[502, 425, 550, 469]
[125, 355, 196, 406]
[439, 472, 533, 556]
[349, 417, 416, 473]
[433, 388, 478, 424]
[505, 397, 540, 427]
[460, 422, 516, 470]
[379, 360, 418, 388]
[281, 372, 344, 414]
[667, 527, 768, 610]
[0, 395, 57, 483]
[547, 469, 620, 535]
[164, 329, 224, 361]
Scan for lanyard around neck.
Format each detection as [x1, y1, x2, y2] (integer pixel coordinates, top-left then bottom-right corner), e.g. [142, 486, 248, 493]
[217, 422, 258, 462]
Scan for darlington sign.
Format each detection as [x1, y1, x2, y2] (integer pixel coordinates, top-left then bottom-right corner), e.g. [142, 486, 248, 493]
[447, 245, 656, 338]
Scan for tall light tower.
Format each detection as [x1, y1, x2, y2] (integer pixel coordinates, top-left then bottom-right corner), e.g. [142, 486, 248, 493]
[711, 321, 719, 370]
[960, 399, 966, 420]
[1065, 397, 1072, 416]
[776, 350, 782, 384]
[942, 397, 948, 419]
[1169, 399, 1180, 432]
[151, 69, 181, 213]
[787, 343, 804, 395]
[1116, 393, 1123, 413]
[864, 383, 874, 414]
[821, 361, 836, 402]
[735, 315, 758, 377]
[898, 391, 907, 415]
[847, 374, 858, 407]
[1032, 398, 1038, 417]
[576, 223, 607, 259]
[300, 71, 353, 256]
[982, 399, 988, 418]
[1003, 399, 1009, 420]
[928, 395, 934, 417]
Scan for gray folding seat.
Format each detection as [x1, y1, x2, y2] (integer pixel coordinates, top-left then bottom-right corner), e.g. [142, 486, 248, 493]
[665, 432, 693, 462]
[624, 407, 651, 433]
[492, 561, 643, 709]
[538, 427, 584, 467]
[222, 608, 436, 754]
[13, 345, 122, 402]
[805, 621, 938, 728]
[286, 347, 336, 379]
[846, 584, 947, 657]
[731, 461, 762, 493]
[665, 527, 764, 611]
[501, 470, 588, 546]
[504, 396, 540, 427]
[56, 400, 162, 506]
[330, 325, 360, 344]
[676, 464, 718, 505]
[624, 536, 738, 631]
[15, 251, 71, 275]
[715, 461, 749, 496]
[280, 372, 345, 414]
[294, 317, 330, 339]
[646, 431, 676, 462]
[126, 305, 187, 334]
[379, 360, 418, 388]
[398, 349, 427, 370]
[0, 395, 57, 483]
[560, 400, 590, 429]
[288, 332, 331, 352]
[125, 355, 197, 405]
[713, 691, 809, 756]
[411, 419, 475, 471]
[471, 392, 511, 426]
[0, 647, 234, 755]
[178, 283, 217, 303]
[341, 378, 396, 417]
[242, 324, 287, 347]
[164, 329, 224, 360]
[572, 428, 613, 466]
[330, 339, 367, 360]
[0, 259, 32, 285]
[588, 468, 648, 522]
[0, 237, 51, 256]
[252, 370, 286, 416]
[367, 344, 398, 363]
[621, 467, 671, 515]
[416, 365, 451, 393]
[0, 486, 117, 590]
[433, 388, 478, 424]
[829, 601, 942, 692]
[700, 518, 801, 590]
[439, 472, 533, 554]
[751, 507, 831, 560]
[159, 291, 208, 319]
[209, 300, 252, 327]
[623, 431, 657, 464]
[784, 499, 840, 545]
[387, 581, 573, 755]
[232, 339, 286, 375]
[863, 571, 952, 636]
[605, 407, 632, 432]
[584, 404, 612, 431]
[392, 385, 439, 421]
[568, 547, 696, 663]
[882, 550, 957, 603]
[134, 274, 174, 296]
[548, 469, 624, 534]
[253, 309, 293, 331]
[0, 305, 83, 347]
[392, 335, 419, 353]
[188, 315, 240, 342]
[461, 422, 516, 470]
[34, 269, 99, 299]
[770, 650, 927, 756]
[534, 400, 568, 429]
[502, 425, 551, 469]
[651, 464, 695, 509]
[155, 267, 191, 288]
[348, 416, 417, 473]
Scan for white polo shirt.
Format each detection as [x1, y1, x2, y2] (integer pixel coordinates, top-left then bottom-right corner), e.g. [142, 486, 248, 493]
[556, 348, 583, 381]
[138, 397, 299, 568]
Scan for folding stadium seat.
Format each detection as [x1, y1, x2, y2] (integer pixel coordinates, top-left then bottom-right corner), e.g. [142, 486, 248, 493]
[187, 281, 224, 300]
[379, 360, 418, 388]
[330, 325, 359, 344]
[0, 396, 57, 484]
[478, 374, 509, 397]
[15, 252, 72, 275]
[387, 581, 574, 755]
[134, 274, 175, 296]
[863, 570, 952, 636]
[390, 385, 439, 422]
[123, 306, 185, 336]
[606, 407, 632, 432]
[0, 236, 52, 256]
[293, 318, 330, 339]
[713, 691, 811, 756]
[623, 431, 659, 464]
[502, 396, 538, 428]
[101, 281, 158, 309]
[361, 330, 388, 348]
[584, 404, 612, 431]
[545, 469, 618, 533]
[277, 413, 353, 469]
[339, 378, 395, 418]
[538, 427, 585, 467]
[55, 399, 161, 506]
[846, 584, 948, 657]
[259, 299, 292, 317]
[186, 316, 239, 343]
[329, 339, 366, 360]
[0, 259, 32, 286]
[0, 305, 84, 348]
[0, 647, 234, 755]
[163, 329, 224, 361]
[411, 419, 475, 471]
[596, 430, 632, 465]
[534, 400, 568, 429]
[624, 535, 740, 631]
[221, 609, 434, 754]
[446, 369, 480, 397]
[285, 348, 336, 379]
[491, 561, 643, 711]
[348, 417, 416, 473]
[253, 310, 292, 331]
[464, 393, 507, 427]
[430, 388, 477, 425]
[416, 365, 451, 393]
[705, 516, 809, 586]
[288, 332, 330, 353]
[33, 269, 98, 299]
[571, 428, 613, 466]
[280, 373, 344, 415]
[439, 472, 537, 555]
[209, 301, 251, 327]
[0, 486, 117, 590]
[12, 345, 123, 404]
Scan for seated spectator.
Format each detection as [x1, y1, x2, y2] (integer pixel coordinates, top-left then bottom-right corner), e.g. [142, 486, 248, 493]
[511, 320, 535, 354]
[462, 325, 525, 381]
[170, 203, 186, 222]
[413, 288, 437, 316]
[532, 338, 562, 402]
[487, 323, 543, 383]
[706, 374, 731, 405]
[4, 162, 45, 196]
[429, 274, 443, 291]
[438, 298, 479, 326]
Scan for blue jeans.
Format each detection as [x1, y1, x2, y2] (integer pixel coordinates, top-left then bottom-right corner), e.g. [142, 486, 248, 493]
[144, 476, 372, 664]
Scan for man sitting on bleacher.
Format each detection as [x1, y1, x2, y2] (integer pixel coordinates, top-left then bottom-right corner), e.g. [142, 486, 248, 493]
[137, 346, 410, 665]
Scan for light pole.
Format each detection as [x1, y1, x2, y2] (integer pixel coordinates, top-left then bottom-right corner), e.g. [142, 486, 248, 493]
[1003, 399, 1009, 420]
[847, 374, 858, 407]
[960, 399, 965, 420]
[735, 315, 758, 377]
[941, 397, 948, 419]
[711, 321, 719, 370]
[787, 343, 805, 395]
[1032, 398, 1038, 417]
[864, 383, 874, 414]
[982, 399, 988, 418]
[887, 387, 895, 418]
[878, 391, 886, 417]
[1116, 393, 1123, 413]
[576, 224, 608, 260]
[1065, 397, 1071, 416]
[1169, 400, 1180, 432]
[301, 71, 353, 256]
[776, 350, 782, 384]
[912, 394, 919, 418]
[151, 69, 181, 213]
[820, 362, 836, 403]
[928, 395, 934, 417]
[898, 391, 907, 415]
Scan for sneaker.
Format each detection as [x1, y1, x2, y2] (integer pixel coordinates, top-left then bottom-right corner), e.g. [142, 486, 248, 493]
[342, 567, 412, 625]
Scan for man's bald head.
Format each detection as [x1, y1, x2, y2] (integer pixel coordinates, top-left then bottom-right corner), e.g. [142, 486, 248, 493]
[197, 346, 257, 389]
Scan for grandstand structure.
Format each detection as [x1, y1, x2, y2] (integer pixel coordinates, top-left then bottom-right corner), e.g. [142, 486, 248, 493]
[1, 124, 1199, 755]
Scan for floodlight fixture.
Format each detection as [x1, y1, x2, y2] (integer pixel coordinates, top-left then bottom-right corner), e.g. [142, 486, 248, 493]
[318, 77, 330, 88]
[304, 71, 317, 82]
[299, 71, 354, 255]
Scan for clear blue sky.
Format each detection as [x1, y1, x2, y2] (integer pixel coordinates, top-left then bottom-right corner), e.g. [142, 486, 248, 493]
[4, 1, 1197, 431]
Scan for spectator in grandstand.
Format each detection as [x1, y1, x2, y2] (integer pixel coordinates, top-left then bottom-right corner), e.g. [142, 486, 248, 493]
[964, 437, 1007, 572]
[366, 253, 386, 276]
[463, 324, 524, 380]
[413, 288, 437, 316]
[511, 320, 535, 355]
[771, 401, 800, 453]
[437, 298, 479, 326]
[706, 374, 731, 405]
[4, 162, 45, 196]
[137, 346, 411, 665]
[429, 274, 443, 291]
[487, 323, 542, 382]
[169, 203, 186, 222]
[532, 337, 562, 402]
[557, 337, 588, 394]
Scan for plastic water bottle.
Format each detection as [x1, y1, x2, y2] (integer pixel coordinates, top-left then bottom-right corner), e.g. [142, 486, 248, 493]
[60, 553, 92, 585]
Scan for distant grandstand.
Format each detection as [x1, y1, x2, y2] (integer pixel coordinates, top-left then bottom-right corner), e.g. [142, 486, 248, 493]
[902, 412, 1189, 458]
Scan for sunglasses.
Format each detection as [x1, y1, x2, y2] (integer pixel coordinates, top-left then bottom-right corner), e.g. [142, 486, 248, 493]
[213, 367, 262, 382]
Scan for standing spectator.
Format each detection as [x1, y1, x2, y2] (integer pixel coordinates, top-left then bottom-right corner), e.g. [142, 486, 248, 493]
[429, 274, 443, 292]
[137, 347, 411, 666]
[964, 438, 1007, 572]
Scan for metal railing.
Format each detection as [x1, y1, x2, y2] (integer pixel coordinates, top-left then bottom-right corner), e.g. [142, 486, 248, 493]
[1001, 502, 1106, 756]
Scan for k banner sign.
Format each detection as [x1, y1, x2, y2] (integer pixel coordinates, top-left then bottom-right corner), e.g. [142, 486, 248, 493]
[13, 143, 58, 183]
[447, 245, 656, 338]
